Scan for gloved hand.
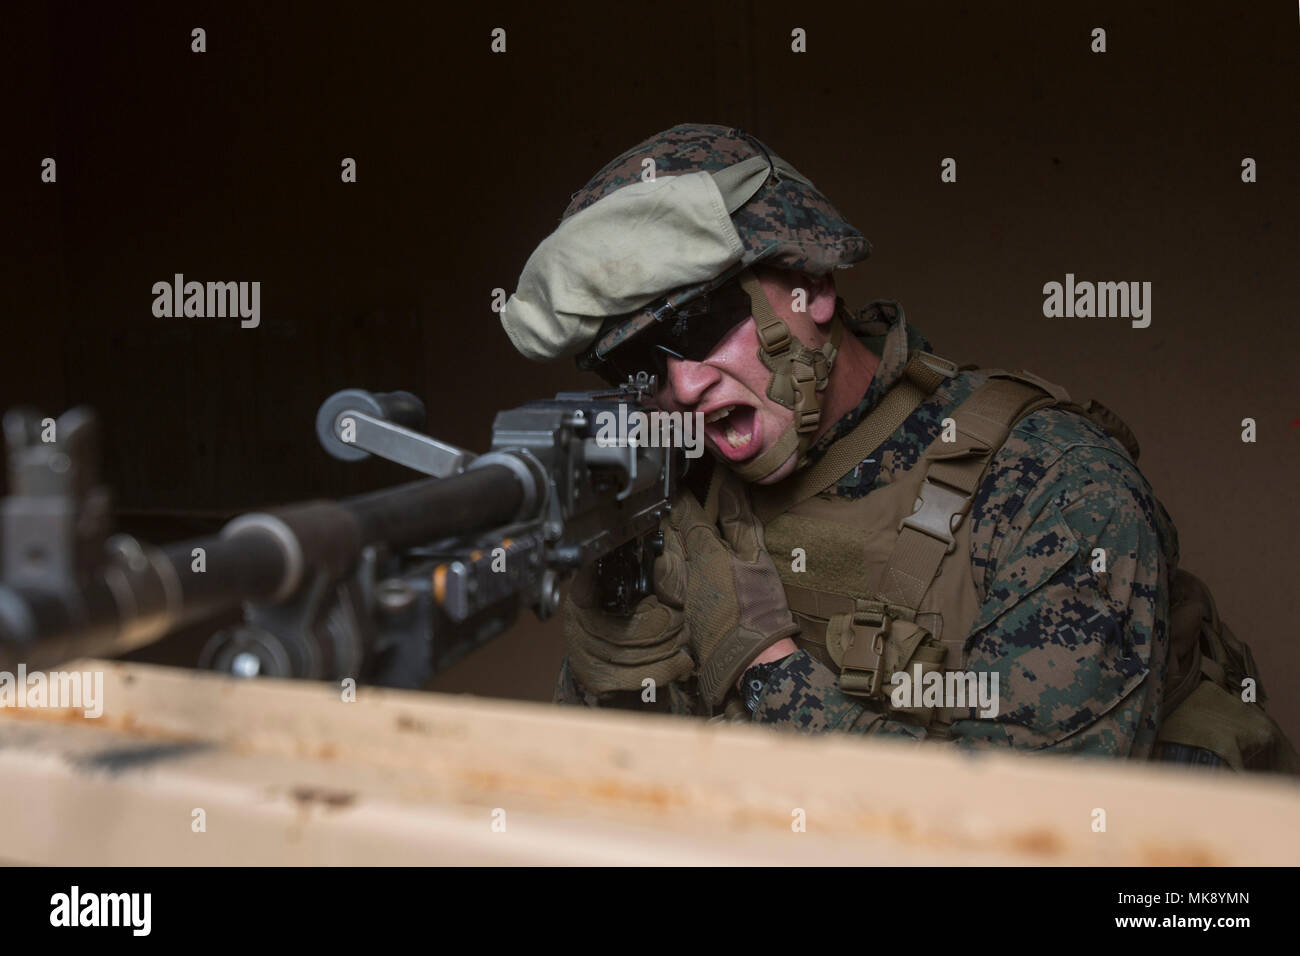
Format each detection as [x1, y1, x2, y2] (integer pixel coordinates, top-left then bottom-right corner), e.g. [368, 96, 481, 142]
[562, 540, 695, 697]
[664, 470, 800, 710]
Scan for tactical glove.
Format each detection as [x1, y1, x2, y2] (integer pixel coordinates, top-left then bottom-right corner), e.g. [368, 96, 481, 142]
[561, 546, 695, 697]
[664, 471, 800, 710]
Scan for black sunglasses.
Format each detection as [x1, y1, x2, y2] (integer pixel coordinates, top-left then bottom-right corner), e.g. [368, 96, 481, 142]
[602, 281, 754, 382]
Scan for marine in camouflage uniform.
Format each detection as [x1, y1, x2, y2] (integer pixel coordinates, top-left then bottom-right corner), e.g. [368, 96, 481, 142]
[557, 298, 1175, 757]
[514, 123, 1289, 769]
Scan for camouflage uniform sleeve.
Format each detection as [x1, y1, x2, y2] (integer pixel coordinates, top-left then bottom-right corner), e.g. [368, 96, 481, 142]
[750, 650, 925, 737]
[754, 410, 1174, 758]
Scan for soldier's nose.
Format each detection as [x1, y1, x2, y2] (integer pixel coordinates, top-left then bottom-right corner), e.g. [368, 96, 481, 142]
[665, 356, 721, 408]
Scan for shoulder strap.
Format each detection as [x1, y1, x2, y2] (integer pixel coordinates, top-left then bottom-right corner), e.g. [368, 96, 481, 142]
[876, 373, 1064, 611]
[752, 351, 958, 523]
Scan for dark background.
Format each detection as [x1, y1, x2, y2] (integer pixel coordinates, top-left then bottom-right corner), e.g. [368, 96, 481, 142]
[3, 1, 1297, 739]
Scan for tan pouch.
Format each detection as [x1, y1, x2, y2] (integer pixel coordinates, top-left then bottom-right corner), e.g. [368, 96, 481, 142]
[826, 600, 945, 706]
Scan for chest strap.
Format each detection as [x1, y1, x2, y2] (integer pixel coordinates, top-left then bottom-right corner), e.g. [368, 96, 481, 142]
[876, 374, 1060, 608]
[753, 350, 959, 524]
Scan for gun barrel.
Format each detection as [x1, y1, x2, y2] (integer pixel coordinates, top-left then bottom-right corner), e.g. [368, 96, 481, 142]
[0, 464, 527, 670]
[345, 466, 525, 550]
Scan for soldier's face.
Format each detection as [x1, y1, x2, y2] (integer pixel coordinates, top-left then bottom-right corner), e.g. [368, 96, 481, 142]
[651, 269, 836, 484]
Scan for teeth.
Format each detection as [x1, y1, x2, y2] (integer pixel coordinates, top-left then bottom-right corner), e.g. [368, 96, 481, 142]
[725, 425, 753, 448]
[705, 405, 736, 424]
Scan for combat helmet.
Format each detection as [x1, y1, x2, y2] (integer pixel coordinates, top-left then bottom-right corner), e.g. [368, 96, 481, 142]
[502, 123, 870, 481]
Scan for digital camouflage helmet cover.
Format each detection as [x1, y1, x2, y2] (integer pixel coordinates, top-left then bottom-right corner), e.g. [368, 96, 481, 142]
[502, 124, 871, 480]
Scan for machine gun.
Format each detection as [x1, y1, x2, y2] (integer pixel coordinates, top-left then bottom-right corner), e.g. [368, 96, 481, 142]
[0, 378, 683, 687]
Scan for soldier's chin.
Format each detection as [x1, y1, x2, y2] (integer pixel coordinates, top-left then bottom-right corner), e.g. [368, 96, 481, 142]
[712, 445, 799, 485]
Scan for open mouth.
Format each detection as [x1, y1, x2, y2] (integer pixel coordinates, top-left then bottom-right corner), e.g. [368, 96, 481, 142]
[703, 404, 762, 462]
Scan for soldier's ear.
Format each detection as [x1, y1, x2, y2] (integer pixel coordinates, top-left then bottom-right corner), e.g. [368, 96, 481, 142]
[806, 272, 837, 326]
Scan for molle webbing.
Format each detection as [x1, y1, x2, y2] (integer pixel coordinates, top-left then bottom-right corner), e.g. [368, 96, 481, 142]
[759, 365, 1069, 733]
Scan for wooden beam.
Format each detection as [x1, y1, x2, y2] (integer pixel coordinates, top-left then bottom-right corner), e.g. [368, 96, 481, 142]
[0, 659, 1296, 865]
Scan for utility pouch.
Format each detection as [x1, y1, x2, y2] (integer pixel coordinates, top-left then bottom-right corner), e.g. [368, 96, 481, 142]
[826, 600, 946, 711]
[1154, 570, 1300, 773]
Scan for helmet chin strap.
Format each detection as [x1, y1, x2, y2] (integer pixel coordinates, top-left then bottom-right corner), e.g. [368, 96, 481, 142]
[728, 269, 842, 483]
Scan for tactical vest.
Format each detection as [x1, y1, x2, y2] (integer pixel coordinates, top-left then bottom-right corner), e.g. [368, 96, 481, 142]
[752, 351, 1299, 773]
